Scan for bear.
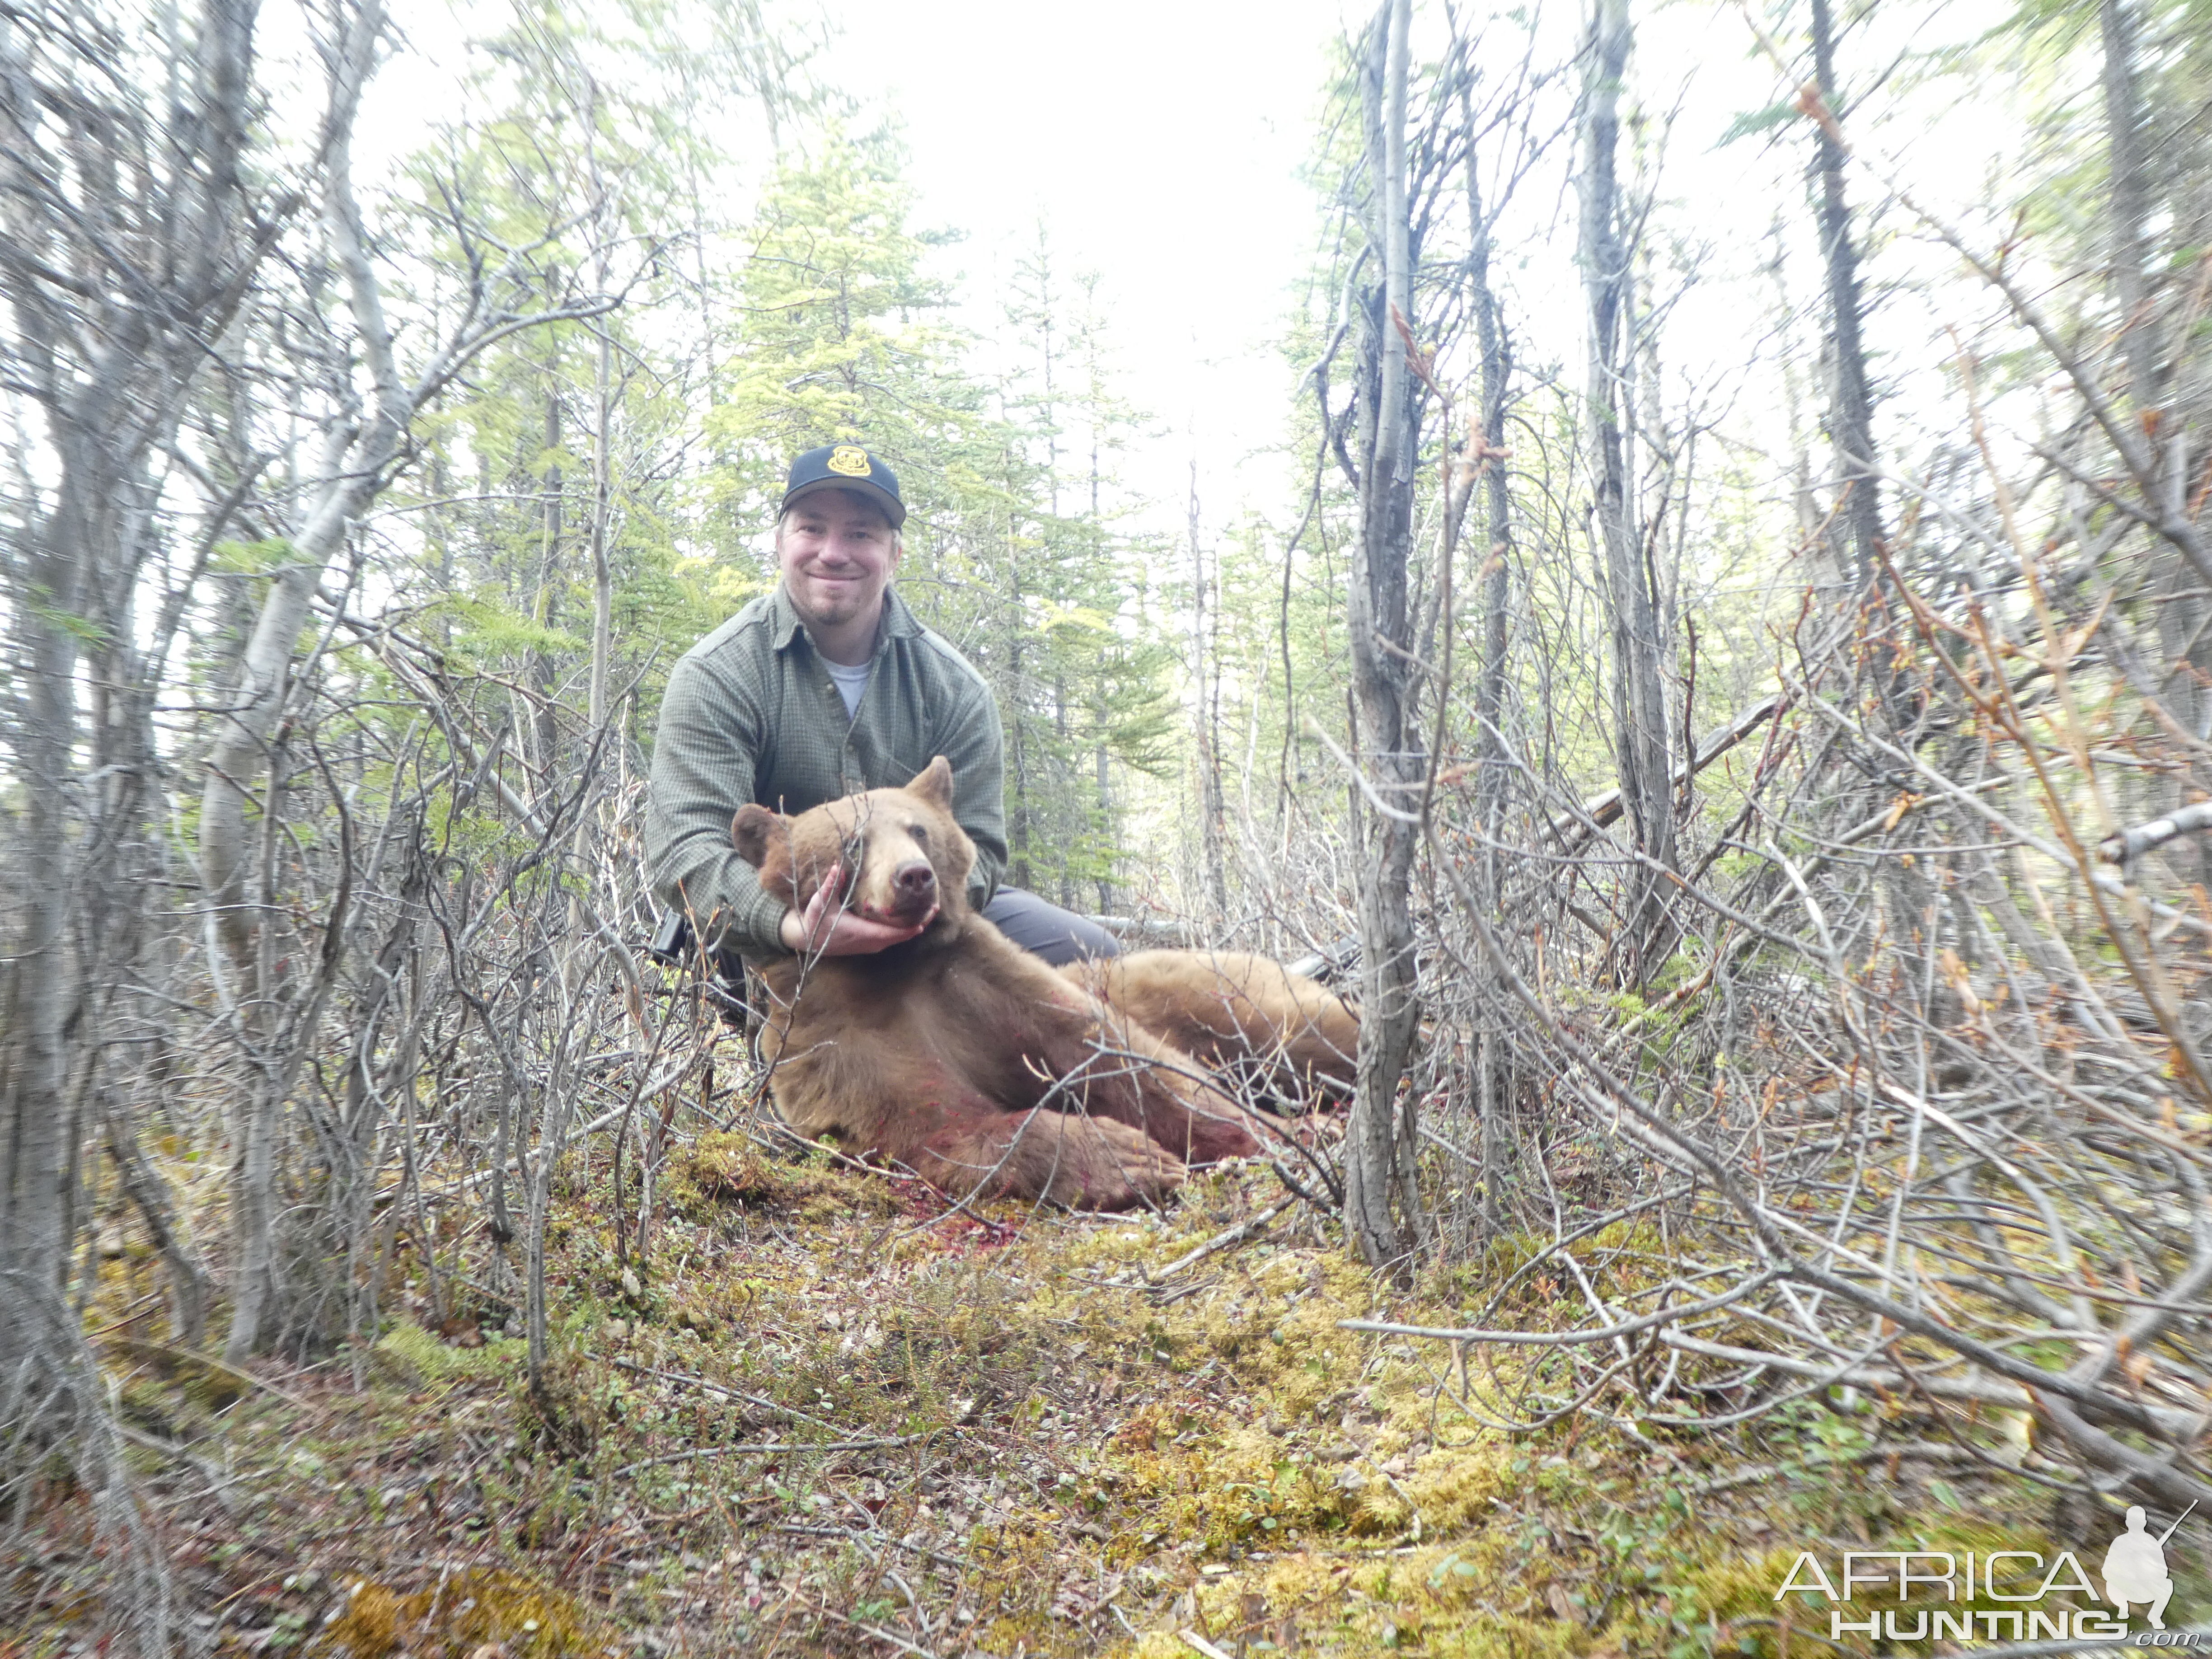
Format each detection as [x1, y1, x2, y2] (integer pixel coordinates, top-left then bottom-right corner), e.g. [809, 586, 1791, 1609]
[730, 757, 1293, 1210]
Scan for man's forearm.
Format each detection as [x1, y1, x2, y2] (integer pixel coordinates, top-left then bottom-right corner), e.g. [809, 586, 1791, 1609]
[646, 654, 795, 957]
[655, 839, 792, 959]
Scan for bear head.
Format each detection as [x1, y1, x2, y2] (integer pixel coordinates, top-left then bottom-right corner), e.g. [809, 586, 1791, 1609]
[730, 756, 975, 936]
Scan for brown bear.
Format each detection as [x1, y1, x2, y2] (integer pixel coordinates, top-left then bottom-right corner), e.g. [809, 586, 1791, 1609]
[728, 759, 1352, 1210]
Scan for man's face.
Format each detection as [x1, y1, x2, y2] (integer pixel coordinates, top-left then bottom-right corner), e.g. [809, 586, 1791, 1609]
[775, 488, 901, 632]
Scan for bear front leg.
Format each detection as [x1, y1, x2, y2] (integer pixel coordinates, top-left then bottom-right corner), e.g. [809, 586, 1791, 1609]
[908, 1107, 1185, 1211]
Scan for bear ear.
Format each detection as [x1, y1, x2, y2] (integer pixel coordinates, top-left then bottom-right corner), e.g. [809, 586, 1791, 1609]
[907, 755, 955, 811]
[730, 804, 790, 868]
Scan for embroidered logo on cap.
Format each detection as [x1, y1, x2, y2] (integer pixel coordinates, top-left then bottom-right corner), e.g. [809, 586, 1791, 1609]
[826, 445, 872, 477]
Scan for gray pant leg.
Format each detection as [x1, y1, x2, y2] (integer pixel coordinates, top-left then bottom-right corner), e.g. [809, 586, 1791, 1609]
[982, 887, 1122, 966]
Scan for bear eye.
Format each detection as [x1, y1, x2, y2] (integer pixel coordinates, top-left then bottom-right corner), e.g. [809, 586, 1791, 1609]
[909, 823, 929, 845]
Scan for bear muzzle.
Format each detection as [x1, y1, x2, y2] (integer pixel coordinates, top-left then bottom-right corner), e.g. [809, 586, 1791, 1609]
[855, 858, 939, 928]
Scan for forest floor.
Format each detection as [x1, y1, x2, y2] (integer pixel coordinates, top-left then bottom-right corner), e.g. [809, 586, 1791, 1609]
[13, 1127, 2198, 1658]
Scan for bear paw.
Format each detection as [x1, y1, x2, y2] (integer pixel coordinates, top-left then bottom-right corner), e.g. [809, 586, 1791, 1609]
[1048, 1116, 1185, 1212]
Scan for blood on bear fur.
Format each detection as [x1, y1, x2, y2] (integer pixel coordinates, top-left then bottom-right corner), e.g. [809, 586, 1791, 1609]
[727, 758, 1351, 1210]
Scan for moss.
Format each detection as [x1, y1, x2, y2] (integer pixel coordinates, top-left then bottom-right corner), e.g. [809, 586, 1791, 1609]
[372, 1317, 525, 1394]
[100, 1336, 252, 1411]
[323, 1568, 601, 1657]
[1402, 1442, 1513, 1534]
[662, 1129, 900, 1222]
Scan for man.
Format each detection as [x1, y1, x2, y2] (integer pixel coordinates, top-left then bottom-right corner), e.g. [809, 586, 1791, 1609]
[647, 442, 1118, 968]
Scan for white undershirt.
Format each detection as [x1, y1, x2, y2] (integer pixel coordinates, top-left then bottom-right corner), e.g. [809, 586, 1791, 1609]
[825, 658, 872, 720]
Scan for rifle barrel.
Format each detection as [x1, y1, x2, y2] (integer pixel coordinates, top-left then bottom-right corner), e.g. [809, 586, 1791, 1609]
[2157, 1499, 2198, 1546]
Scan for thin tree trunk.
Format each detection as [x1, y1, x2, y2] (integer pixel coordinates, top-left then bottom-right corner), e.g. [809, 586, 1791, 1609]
[1094, 737, 1115, 914]
[224, 730, 290, 1363]
[1807, 0, 1936, 983]
[1008, 549, 1031, 891]
[5, 502, 85, 1302]
[1188, 460, 1228, 919]
[588, 317, 615, 732]
[584, 85, 618, 736]
[1343, 0, 1424, 1273]
[103, 1102, 211, 1346]
[1465, 82, 1517, 1235]
[530, 378, 564, 785]
[1054, 676, 1075, 908]
[2099, 0, 2160, 421]
[1579, 0, 1677, 986]
[526, 919, 586, 1402]
[1809, 0, 1883, 592]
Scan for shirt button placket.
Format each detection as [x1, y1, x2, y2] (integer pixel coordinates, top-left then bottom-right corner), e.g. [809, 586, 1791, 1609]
[831, 678, 854, 793]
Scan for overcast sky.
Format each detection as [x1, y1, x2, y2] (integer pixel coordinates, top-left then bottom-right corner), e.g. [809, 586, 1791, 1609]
[805, 0, 1901, 547]
[818, 0, 1359, 539]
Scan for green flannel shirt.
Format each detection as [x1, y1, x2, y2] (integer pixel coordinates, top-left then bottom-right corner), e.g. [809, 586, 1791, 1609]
[646, 584, 1007, 960]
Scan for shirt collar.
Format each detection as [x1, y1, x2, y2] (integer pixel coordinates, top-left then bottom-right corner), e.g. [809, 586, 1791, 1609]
[877, 588, 923, 647]
[769, 583, 921, 658]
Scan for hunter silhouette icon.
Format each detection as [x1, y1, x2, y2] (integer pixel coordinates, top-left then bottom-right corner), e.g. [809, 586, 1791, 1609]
[2103, 1502, 2193, 1628]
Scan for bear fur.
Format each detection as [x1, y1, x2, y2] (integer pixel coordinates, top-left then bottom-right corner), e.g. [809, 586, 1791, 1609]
[1059, 951, 1359, 1102]
[728, 759, 1354, 1210]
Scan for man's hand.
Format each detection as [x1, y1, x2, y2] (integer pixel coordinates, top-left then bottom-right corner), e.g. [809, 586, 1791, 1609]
[778, 860, 934, 956]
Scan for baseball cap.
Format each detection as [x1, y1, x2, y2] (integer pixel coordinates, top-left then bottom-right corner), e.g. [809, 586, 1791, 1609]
[780, 444, 906, 529]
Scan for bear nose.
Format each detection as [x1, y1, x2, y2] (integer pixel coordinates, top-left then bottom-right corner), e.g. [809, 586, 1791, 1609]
[894, 861, 936, 897]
